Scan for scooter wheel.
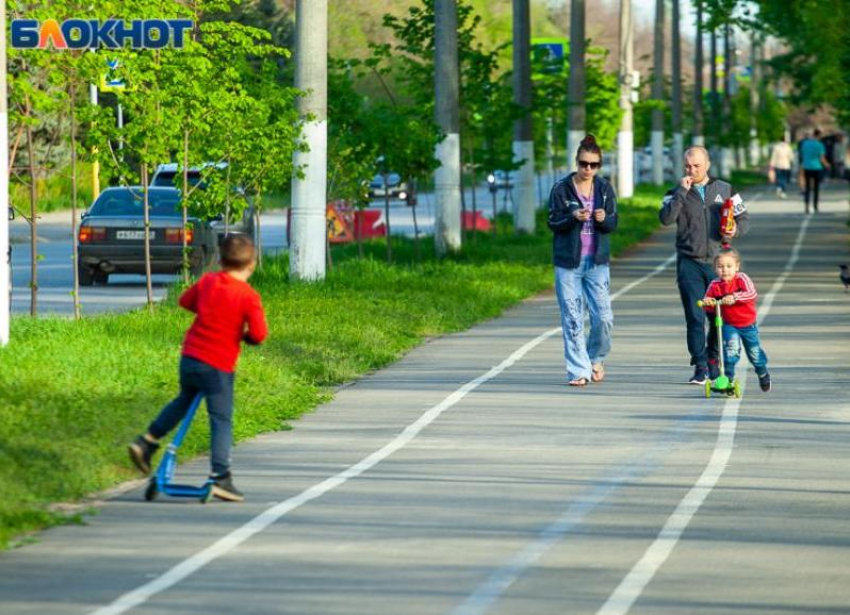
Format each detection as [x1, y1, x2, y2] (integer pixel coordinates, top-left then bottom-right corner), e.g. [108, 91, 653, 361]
[734, 380, 741, 398]
[144, 479, 159, 502]
[704, 381, 712, 398]
[200, 488, 214, 504]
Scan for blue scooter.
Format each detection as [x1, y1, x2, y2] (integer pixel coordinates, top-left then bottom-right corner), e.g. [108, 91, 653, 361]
[144, 393, 214, 503]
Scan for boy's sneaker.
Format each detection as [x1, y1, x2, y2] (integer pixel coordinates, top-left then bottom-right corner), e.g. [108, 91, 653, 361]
[688, 366, 709, 385]
[128, 435, 159, 475]
[758, 372, 772, 392]
[211, 472, 245, 502]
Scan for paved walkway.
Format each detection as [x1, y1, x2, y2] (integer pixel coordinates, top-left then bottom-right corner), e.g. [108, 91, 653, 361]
[0, 183, 848, 615]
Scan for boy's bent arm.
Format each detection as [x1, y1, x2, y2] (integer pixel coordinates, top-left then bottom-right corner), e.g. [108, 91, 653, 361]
[243, 294, 269, 345]
[179, 283, 200, 313]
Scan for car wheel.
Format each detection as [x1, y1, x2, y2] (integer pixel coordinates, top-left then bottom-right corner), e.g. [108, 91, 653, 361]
[78, 263, 95, 286]
[94, 271, 109, 285]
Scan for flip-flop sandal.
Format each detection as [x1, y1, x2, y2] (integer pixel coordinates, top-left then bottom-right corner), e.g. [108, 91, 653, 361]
[591, 364, 605, 383]
[569, 378, 589, 387]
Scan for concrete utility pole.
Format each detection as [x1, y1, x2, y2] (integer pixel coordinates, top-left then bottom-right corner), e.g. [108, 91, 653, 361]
[434, 0, 462, 255]
[0, 0, 9, 345]
[650, 0, 665, 185]
[693, 1, 705, 147]
[671, 0, 683, 178]
[512, 0, 535, 233]
[566, 0, 586, 171]
[290, 0, 328, 281]
[617, 0, 634, 199]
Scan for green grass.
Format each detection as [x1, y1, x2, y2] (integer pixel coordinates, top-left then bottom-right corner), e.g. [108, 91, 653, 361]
[0, 185, 665, 549]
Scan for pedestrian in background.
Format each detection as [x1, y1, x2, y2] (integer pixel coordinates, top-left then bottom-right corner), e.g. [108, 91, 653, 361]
[768, 137, 794, 198]
[799, 129, 831, 213]
[548, 135, 619, 387]
[659, 146, 749, 385]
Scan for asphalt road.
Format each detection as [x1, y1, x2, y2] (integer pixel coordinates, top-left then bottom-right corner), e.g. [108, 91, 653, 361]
[0, 183, 848, 615]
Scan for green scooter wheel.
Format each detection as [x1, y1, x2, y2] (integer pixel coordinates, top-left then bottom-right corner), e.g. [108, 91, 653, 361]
[705, 380, 711, 398]
[734, 380, 741, 398]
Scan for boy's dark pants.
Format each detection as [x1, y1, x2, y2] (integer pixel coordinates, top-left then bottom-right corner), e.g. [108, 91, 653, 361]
[148, 356, 235, 476]
[676, 256, 719, 368]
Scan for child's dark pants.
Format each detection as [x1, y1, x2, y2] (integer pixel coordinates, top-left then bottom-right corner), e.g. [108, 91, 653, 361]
[148, 356, 235, 476]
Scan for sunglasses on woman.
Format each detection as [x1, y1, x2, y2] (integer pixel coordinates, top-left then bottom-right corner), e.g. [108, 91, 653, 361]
[578, 160, 601, 170]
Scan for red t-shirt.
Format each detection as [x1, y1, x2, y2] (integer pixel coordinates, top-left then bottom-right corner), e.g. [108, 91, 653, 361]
[703, 272, 758, 328]
[179, 271, 268, 373]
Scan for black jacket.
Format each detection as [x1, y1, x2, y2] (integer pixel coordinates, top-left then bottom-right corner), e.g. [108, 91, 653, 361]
[659, 178, 750, 261]
[547, 173, 619, 269]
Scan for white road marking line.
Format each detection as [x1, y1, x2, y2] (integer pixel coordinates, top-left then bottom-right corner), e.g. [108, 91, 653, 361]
[91, 251, 677, 615]
[596, 213, 810, 615]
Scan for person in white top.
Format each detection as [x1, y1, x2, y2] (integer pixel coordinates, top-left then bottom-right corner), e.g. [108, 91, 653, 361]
[769, 137, 795, 198]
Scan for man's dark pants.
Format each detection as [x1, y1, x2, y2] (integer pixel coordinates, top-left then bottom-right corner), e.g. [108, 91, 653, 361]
[676, 255, 718, 368]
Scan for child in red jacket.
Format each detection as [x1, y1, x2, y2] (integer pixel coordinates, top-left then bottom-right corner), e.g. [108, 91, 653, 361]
[702, 247, 771, 392]
[128, 234, 268, 501]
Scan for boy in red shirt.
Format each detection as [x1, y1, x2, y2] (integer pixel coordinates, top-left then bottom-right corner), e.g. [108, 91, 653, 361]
[701, 247, 771, 392]
[128, 234, 268, 501]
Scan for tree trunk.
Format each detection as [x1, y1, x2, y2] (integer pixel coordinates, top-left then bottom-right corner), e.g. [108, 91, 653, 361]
[693, 1, 704, 146]
[142, 165, 154, 312]
[671, 0, 683, 177]
[25, 95, 37, 316]
[617, 0, 634, 198]
[70, 82, 81, 319]
[651, 0, 665, 185]
[182, 129, 190, 285]
[567, 0, 586, 170]
[710, 28, 719, 155]
[433, 0, 462, 256]
[383, 172, 392, 263]
[512, 0, 535, 233]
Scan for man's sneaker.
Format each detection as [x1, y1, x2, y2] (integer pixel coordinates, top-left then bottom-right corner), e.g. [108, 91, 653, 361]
[689, 366, 709, 385]
[708, 360, 720, 381]
[758, 372, 772, 392]
[211, 472, 245, 502]
[128, 435, 159, 475]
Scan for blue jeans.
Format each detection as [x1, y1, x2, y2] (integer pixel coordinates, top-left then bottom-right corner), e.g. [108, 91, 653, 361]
[148, 356, 235, 476]
[555, 257, 613, 381]
[722, 323, 768, 380]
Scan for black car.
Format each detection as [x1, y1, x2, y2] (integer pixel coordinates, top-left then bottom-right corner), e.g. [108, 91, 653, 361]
[77, 187, 217, 285]
[151, 163, 257, 243]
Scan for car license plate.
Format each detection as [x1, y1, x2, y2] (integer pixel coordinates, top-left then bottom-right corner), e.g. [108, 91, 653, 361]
[116, 230, 155, 240]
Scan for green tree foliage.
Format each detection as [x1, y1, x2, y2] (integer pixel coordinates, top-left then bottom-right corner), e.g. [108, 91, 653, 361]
[533, 42, 622, 160]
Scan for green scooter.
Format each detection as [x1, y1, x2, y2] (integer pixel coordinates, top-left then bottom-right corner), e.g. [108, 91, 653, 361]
[697, 299, 741, 399]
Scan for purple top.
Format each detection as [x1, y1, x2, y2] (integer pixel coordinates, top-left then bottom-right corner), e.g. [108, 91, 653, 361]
[577, 189, 597, 257]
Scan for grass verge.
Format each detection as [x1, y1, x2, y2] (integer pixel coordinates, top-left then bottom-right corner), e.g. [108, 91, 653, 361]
[0, 184, 666, 550]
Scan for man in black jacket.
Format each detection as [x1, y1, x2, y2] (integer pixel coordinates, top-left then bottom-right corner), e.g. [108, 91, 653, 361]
[659, 146, 749, 384]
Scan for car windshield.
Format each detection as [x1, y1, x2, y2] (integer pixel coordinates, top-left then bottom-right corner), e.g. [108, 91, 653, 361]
[89, 190, 182, 217]
[151, 171, 204, 188]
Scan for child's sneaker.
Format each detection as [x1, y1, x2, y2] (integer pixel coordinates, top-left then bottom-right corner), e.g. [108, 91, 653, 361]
[708, 360, 720, 381]
[128, 435, 159, 475]
[758, 372, 772, 392]
[211, 472, 245, 502]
